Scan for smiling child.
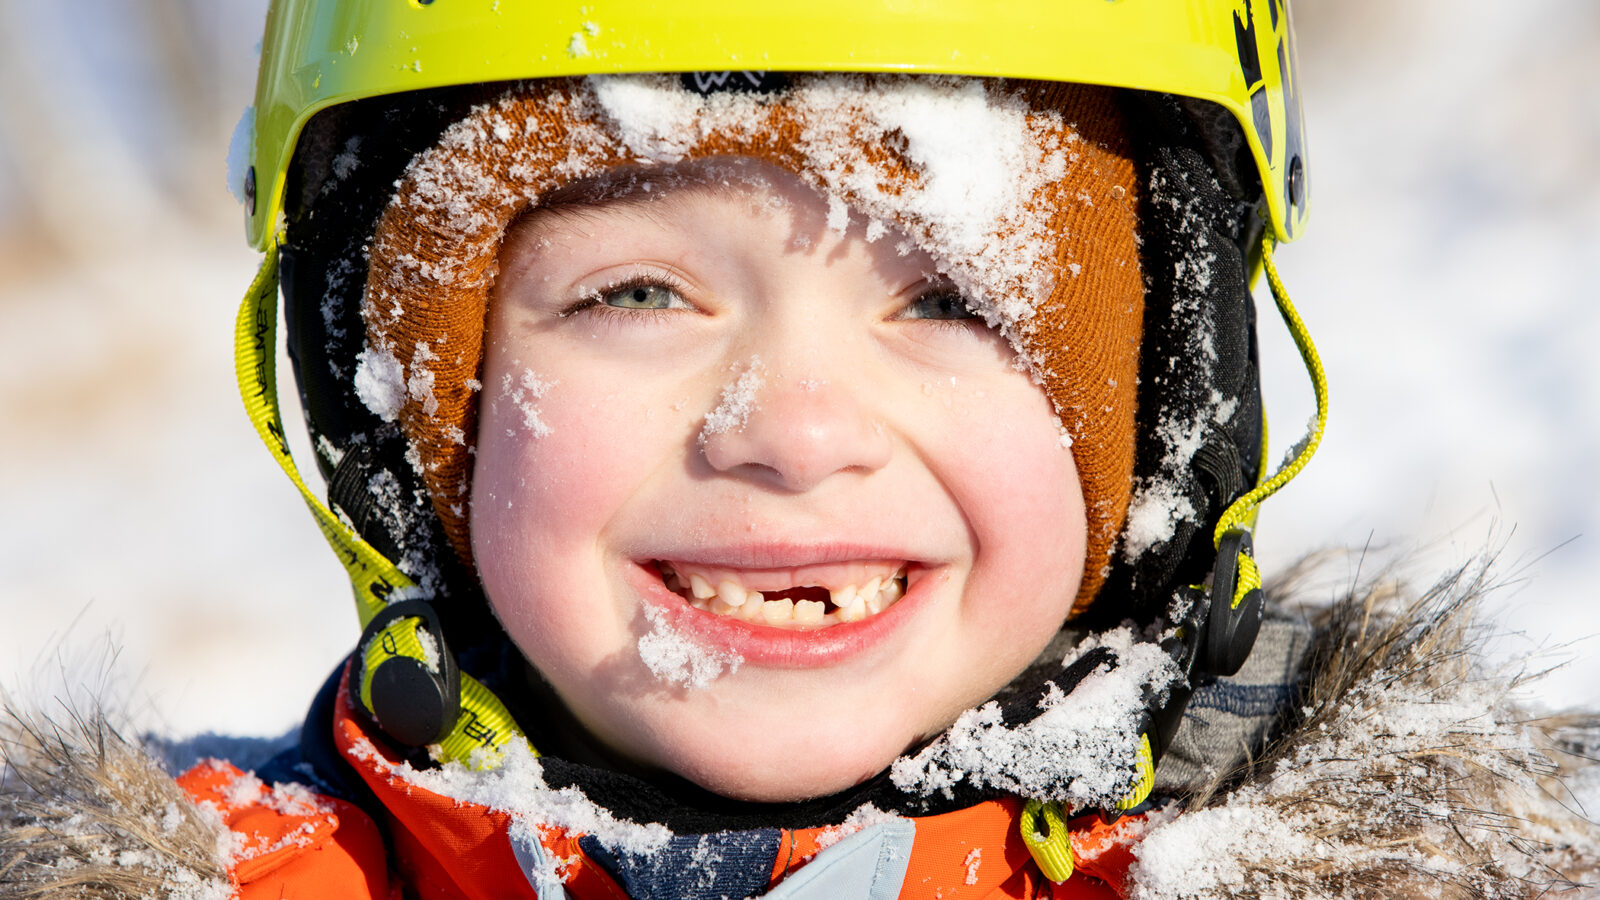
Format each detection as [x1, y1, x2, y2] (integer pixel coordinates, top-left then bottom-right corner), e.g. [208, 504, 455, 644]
[353, 77, 1145, 810]
[7, 3, 1592, 899]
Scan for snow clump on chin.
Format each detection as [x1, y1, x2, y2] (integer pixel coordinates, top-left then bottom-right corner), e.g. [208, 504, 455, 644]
[636, 605, 743, 690]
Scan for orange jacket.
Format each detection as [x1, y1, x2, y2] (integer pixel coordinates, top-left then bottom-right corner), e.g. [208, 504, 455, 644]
[180, 673, 1150, 899]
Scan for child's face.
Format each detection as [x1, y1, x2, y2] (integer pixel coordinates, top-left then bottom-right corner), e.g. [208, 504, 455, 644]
[471, 162, 1086, 802]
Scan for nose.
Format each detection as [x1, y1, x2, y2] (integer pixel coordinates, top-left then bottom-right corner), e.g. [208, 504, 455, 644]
[700, 366, 892, 492]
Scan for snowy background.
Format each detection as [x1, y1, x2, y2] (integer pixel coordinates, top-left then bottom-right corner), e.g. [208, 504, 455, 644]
[1, 0, 1594, 739]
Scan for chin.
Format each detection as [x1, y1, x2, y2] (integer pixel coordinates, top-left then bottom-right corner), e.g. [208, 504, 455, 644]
[671, 752, 889, 805]
[625, 707, 934, 804]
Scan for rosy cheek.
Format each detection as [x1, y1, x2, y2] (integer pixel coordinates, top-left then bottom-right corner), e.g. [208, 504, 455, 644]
[472, 381, 672, 614]
[943, 382, 1085, 611]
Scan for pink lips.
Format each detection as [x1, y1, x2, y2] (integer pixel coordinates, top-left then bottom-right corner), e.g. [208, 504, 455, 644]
[624, 558, 937, 667]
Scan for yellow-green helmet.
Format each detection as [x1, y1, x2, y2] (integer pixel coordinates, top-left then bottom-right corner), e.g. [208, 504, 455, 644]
[233, 0, 1326, 801]
[239, 0, 1308, 251]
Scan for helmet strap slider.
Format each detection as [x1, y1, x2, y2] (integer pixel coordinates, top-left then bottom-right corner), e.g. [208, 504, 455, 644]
[1205, 528, 1266, 677]
[353, 598, 462, 747]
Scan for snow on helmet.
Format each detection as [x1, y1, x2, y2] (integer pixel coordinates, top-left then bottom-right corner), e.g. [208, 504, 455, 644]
[231, 0, 1325, 820]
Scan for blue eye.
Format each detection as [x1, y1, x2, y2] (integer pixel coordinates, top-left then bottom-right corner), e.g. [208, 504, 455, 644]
[902, 289, 977, 320]
[603, 282, 686, 310]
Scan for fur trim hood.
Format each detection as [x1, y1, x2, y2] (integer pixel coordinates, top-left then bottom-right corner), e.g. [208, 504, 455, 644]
[4, 557, 1598, 899]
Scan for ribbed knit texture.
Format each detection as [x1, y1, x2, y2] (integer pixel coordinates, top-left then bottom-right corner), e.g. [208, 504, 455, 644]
[363, 76, 1142, 615]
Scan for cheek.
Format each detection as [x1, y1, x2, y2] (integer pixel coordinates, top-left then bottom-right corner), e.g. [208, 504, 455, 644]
[469, 377, 663, 641]
[938, 377, 1086, 629]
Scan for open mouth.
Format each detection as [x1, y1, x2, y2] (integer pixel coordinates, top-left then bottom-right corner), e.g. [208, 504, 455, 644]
[655, 560, 910, 629]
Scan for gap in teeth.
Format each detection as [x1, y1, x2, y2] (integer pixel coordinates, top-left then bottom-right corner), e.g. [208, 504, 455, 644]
[657, 563, 908, 627]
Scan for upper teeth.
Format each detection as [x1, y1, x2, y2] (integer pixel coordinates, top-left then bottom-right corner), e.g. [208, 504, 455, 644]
[659, 564, 908, 628]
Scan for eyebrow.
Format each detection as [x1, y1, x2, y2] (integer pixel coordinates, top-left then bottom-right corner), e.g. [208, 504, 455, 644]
[532, 157, 793, 219]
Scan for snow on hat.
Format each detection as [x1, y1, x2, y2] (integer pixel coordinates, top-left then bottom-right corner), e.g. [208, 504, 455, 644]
[357, 74, 1143, 615]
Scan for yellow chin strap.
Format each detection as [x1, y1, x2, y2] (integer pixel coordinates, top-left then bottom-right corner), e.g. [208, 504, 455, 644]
[235, 238, 525, 769]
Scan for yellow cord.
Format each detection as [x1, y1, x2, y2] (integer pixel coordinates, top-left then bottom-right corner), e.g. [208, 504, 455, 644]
[1213, 236, 1329, 549]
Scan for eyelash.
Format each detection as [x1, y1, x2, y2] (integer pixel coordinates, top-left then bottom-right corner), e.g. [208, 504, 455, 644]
[558, 273, 696, 321]
[895, 287, 985, 335]
[555, 276, 983, 336]
[916, 317, 983, 335]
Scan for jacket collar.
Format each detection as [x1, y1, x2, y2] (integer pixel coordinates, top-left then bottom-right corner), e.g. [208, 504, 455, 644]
[330, 672, 1147, 898]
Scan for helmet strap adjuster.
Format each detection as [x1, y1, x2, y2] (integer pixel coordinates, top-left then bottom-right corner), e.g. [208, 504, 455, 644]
[352, 599, 463, 747]
[1205, 528, 1266, 677]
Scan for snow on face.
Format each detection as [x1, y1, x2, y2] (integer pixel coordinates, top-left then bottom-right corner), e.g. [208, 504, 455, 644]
[637, 603, 742, 689]
[698, 356, 764, 442]
[494, 364, 555, 438]
[469, 161, 1088, 803]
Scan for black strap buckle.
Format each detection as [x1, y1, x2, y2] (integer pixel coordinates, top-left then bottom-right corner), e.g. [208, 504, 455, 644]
[1136, 528, 1269, 790]
[352, 599, 462, 747]
[1206, 529, 1265, 677]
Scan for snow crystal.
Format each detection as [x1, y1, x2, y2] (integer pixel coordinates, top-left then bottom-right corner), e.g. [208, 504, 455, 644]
[700, 356, 764, 440]
[498, 366, 554, 437]
[414, 626, 441, 671]
[331, 137, 362, 182]
[226, 106, 254, 204]
[890, 628, 1180, 807]
[258, 780, 332, 818]
[963, 847, 982, 885]
[1130, 804, 1316, 897]
[160, 801, 185, 835]
[860, 77, 1028, 247]
[406, 342, 440, 416]
[810, 803, 906, 856]
[367, 469, 401, 511]
[353, 344, 405, 422]
[1121, 482, 1197, 558]
[637, 604, 742, 689]
[220, 769, 263, 807]
[826, 195, 850, 234]
[230, 818, 324, 864]
[1209, 390, 1238, 425]
[590, 74, 707, 158]
[1119, 378, 1228, 561]
[315, 434, 345, 467]
[351, 735, 671, 876]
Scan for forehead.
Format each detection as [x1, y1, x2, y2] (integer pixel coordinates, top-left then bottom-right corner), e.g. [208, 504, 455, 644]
[530, 158, 819, 222]
[498, 157, 931, 282]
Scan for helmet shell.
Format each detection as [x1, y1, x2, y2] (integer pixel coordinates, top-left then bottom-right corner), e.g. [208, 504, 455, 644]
[244, 0, 1308, 249]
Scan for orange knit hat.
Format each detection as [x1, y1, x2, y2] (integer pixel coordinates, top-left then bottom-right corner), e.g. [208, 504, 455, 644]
[358, 75, 1143, 614]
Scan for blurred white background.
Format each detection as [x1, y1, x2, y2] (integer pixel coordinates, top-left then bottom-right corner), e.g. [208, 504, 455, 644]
[1, 0, 1595, 739]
